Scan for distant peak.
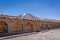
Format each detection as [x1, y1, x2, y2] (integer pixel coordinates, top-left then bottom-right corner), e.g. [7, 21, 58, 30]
[22, 14, 26, 16]
[17, 13, 40, 20]
[18, 13, 34, 17]
[22, 13, 32, 15]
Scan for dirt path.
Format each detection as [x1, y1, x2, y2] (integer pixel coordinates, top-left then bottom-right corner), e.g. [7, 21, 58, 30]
[2, 28, 60, 40]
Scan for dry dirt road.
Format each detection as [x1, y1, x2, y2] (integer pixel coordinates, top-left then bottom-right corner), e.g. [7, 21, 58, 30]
[2, 28, 60, 40]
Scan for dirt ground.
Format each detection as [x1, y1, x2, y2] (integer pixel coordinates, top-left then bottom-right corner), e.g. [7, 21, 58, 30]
[2, 28, 60, 40]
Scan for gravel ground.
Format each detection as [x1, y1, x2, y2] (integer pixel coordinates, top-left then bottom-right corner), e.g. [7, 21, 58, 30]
[2, 28, 60, 40]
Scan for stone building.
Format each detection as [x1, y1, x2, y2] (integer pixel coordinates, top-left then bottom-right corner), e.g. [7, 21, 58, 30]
[0, 14, 60, 36]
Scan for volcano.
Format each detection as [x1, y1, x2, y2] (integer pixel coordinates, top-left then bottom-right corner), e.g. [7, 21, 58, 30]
[17, 14, 40, 20]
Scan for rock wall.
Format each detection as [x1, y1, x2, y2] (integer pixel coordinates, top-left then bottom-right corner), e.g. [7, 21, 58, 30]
[0, 16, 60, 36]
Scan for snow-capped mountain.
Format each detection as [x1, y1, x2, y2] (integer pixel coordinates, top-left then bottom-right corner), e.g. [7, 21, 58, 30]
[17, 14, 40, 20]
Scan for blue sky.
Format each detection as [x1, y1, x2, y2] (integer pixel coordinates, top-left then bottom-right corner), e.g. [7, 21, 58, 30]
[0, 0, 60, 20]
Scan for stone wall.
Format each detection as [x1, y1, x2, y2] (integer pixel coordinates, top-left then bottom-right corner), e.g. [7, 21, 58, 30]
[0, 16, 60, 36]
